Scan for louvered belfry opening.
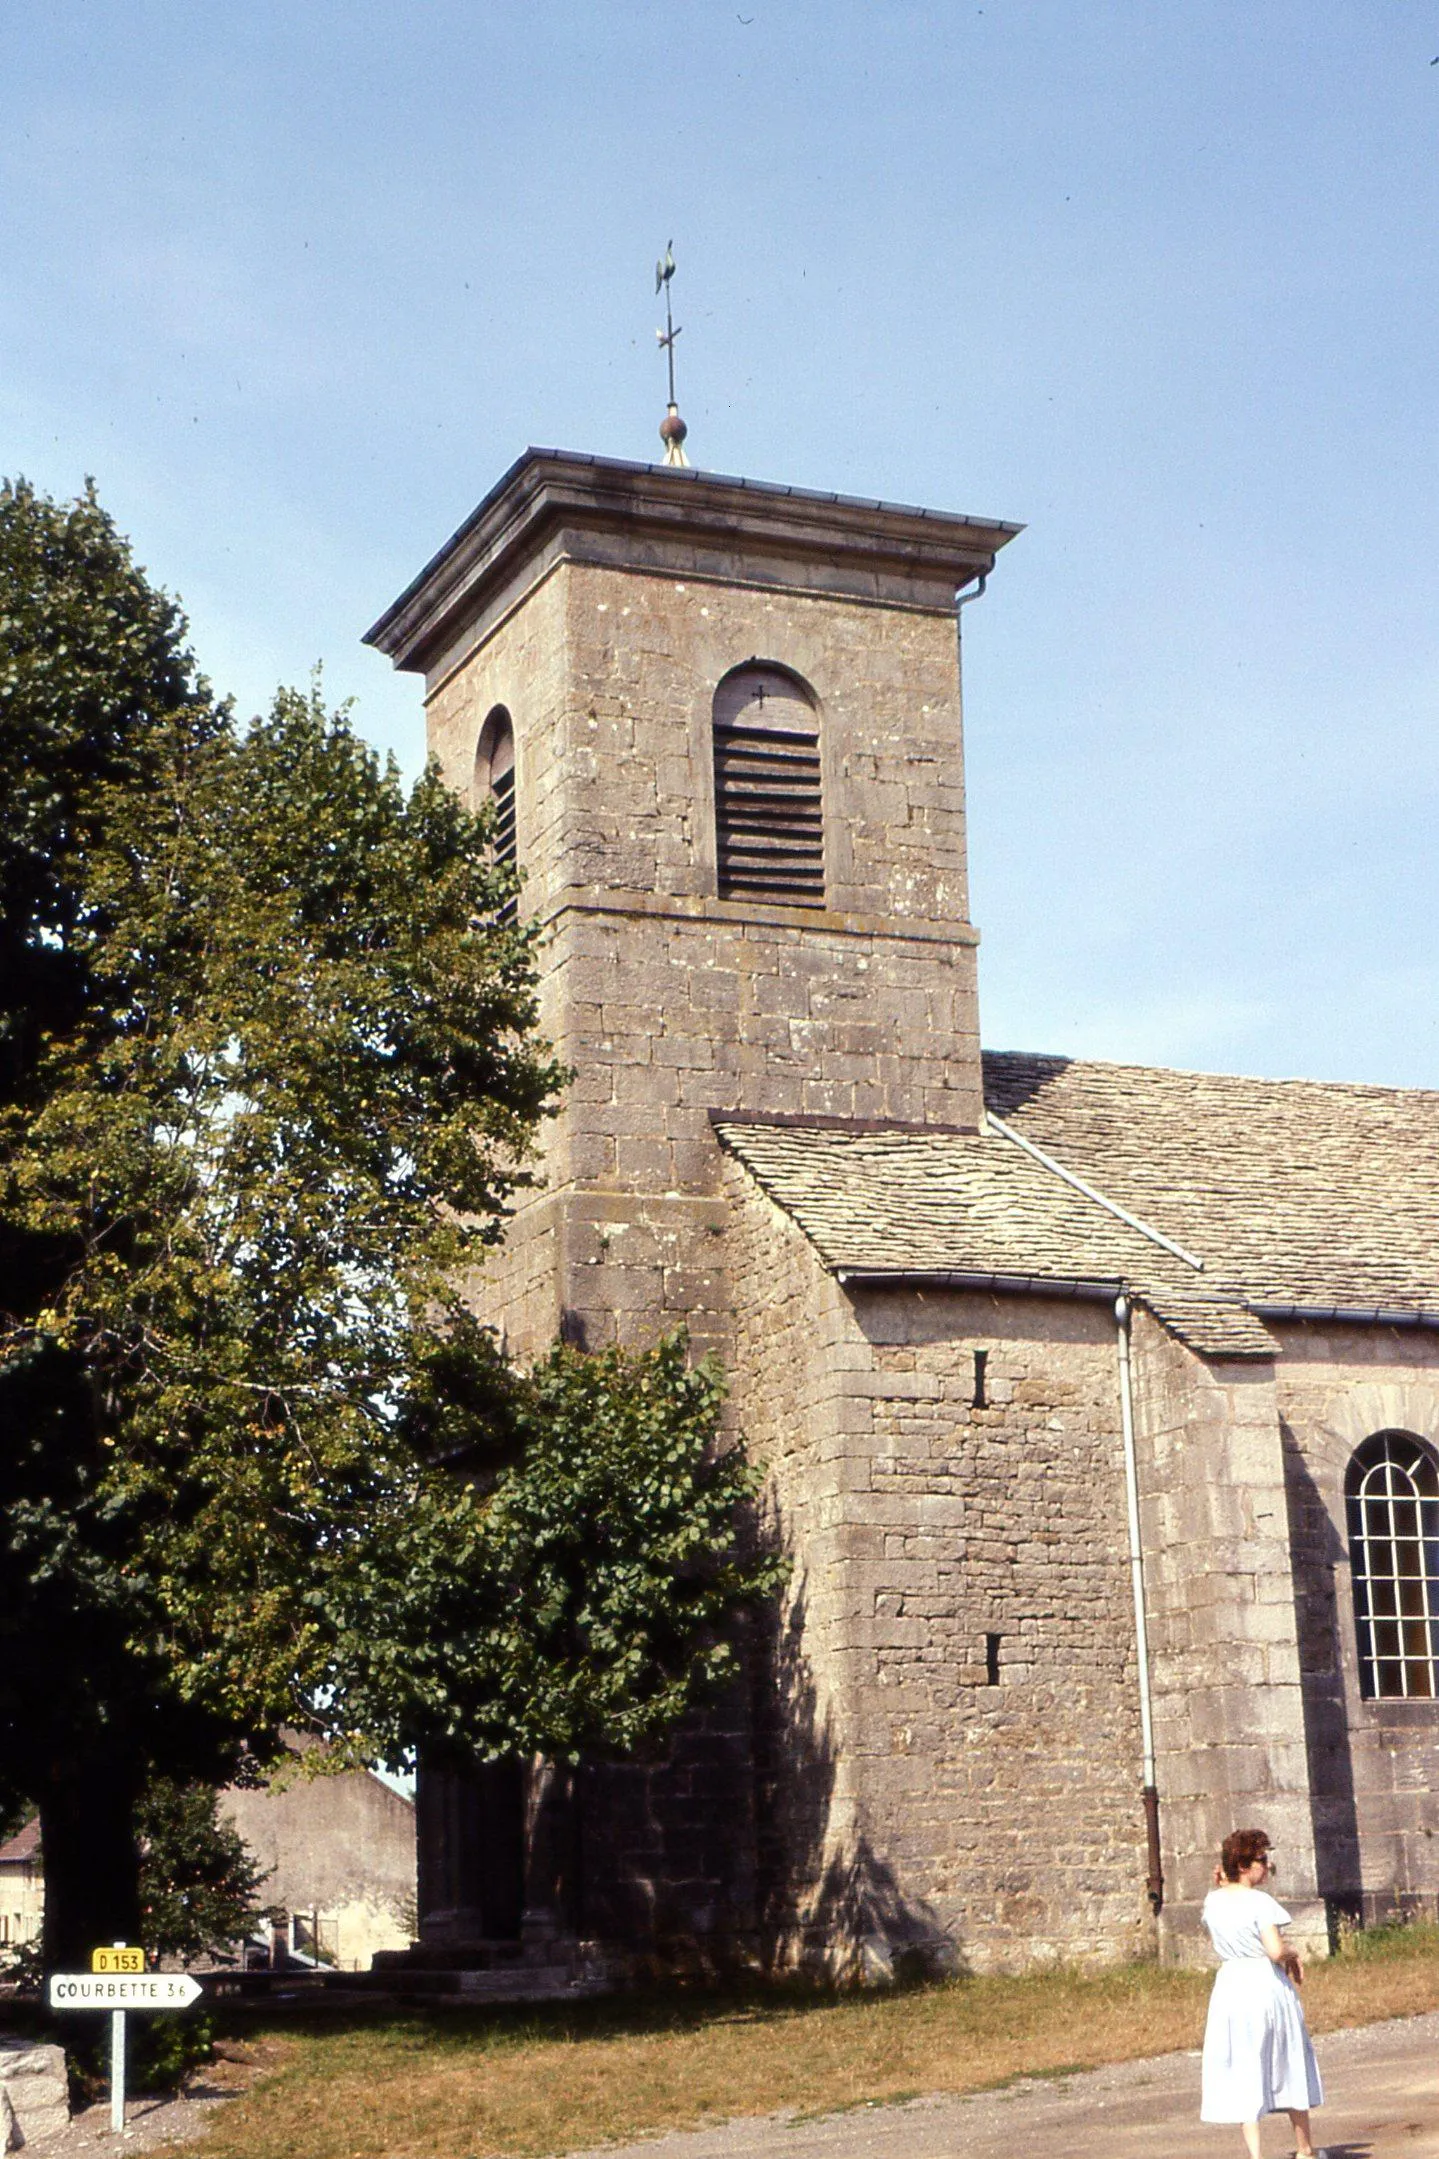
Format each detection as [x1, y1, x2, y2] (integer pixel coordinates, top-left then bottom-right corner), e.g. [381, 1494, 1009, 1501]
[476, 706, 518, 922]
[713, 665, 824, 906]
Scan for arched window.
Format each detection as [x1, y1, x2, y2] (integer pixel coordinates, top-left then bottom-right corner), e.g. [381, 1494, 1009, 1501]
[712, 663, 823, 906]
[474, 705, 517, 921]
[1346, 1431, 1439, 1699]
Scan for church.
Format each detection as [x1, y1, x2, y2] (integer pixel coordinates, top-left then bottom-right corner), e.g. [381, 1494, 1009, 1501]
[365, 442, 1439, 1978]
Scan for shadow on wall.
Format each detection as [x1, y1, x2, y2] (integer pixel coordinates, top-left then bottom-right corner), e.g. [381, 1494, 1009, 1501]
[752, 1551, 962, 1983]
[1280, 1421, 1363, 1936]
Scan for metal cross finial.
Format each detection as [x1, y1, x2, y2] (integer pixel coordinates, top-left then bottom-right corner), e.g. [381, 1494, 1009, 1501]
[654, 240, 690, 466]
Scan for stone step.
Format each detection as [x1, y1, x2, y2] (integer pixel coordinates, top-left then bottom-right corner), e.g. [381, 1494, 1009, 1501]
[452, 1964, 606, 2000]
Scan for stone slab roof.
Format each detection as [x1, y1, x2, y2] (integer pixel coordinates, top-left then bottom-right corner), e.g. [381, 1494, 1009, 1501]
[984, 1052, 1439, 1323]
[714, 1117, 1274, 1358]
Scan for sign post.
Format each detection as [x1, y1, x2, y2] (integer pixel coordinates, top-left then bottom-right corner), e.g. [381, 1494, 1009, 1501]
[47, 1949, 203, 2133]
[110, 1999, 126, 2135]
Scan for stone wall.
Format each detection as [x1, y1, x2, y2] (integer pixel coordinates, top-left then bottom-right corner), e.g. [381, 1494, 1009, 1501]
[843, 1282, 1156, 1969]
[428, 555, 985, 1361]
[426, 556, 978, 931]
[1127, 1312, 1326, 1960]
[571, 1698, 761, 1968]
[726, 1166, 1158, 1972]
[1275, 1321, 1439, 1927]
[402, 485, 1005, 1966]
[722, 1154, 866, 1968]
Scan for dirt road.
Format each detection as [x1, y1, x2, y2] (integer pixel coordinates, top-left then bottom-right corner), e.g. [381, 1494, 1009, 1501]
[563, 2009, 1439, 2159]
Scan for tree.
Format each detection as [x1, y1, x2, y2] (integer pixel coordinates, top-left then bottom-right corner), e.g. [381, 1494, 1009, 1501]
[0, 478, 251, 1968]
[0, 481, 778, 1972]
[329, 1334, 778, 1763]
[136, 1780, 268, 1964]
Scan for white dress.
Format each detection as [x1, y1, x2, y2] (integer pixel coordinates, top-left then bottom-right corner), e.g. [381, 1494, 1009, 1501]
[1200, 1887, 1324, 2123]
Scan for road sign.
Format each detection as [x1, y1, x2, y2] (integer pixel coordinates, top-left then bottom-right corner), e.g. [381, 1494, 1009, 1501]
[92, 1945, 145, 1974]
[48, 1952, 201, 2135]
[48, 1972, 203, 2009]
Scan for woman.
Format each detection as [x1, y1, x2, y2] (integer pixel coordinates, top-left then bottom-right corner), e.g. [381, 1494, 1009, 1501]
[1201, 1827, 1323, 2159]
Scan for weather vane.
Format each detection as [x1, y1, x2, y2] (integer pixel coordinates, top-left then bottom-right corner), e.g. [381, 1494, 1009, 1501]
[654, 241, 690, 467]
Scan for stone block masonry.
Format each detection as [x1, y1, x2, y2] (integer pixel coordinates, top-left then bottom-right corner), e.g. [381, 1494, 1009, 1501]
[369, 451, 1220, 1974]
[375, 454, 1175, 1972]
[362, 449, 1439, 1979]
[1128, 1311, 1326, 1962]
[1277, 1323, 1439, 1931]
[726, 1167, 1156, 1974]
[394, 458, 1009, 1964]
[422, 499, 993, 1376]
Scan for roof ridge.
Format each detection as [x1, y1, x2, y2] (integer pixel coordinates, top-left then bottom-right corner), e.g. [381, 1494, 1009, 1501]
[985, 1109, 1206, 1273]
[710, 1108, 978, 1138]
[983, 1046, 1439, 1103]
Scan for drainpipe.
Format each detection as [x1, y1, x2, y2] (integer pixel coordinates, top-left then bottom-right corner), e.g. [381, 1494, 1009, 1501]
[1115, 1293, 1163, 1915]
[955, 570, 989, 624]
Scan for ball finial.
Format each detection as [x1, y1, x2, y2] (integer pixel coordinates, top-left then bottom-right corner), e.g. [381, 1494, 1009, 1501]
[659, 402, 690, 467]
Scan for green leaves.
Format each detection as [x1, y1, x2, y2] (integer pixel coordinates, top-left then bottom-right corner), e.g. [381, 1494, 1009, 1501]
[0, 477, 218, 1120]
[16, 677, 568, 1744]
[137, 1778, 268, 1963]
[324, 1335, 786, 1766]
[1, 481, 780, 1847]
[0, 485, 560, 1804]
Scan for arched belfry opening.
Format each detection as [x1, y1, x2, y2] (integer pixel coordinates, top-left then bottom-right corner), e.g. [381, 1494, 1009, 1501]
[712, 663, 823, 906]
[475, 705, 517, 918]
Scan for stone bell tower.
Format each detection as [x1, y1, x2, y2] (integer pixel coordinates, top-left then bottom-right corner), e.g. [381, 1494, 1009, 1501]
[366, 450, 1020, 1381]
[368, 450, 1025, 1968]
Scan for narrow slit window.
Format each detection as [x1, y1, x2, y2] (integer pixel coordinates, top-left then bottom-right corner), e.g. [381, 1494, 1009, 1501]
[972, 1349, 989, 1408]
[984, 1633, 1002, 1687]
[1346, 1430, 1439, 1700]
[475, 706, 517, 923]
[712, 664, 823, 906]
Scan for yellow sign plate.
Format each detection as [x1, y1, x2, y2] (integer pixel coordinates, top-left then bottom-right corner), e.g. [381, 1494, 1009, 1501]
[91, 1946, 145, 1974]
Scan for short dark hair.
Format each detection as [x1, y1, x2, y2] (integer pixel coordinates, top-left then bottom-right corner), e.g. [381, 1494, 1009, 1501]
[1220, 1828, 1271, 1881]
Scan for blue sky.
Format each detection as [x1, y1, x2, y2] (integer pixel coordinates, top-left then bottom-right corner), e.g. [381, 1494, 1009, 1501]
[5, 1, 1437, 1085]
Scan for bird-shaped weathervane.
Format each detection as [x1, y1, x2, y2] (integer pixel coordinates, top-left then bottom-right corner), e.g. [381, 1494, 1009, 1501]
[654, 241, 690, 467]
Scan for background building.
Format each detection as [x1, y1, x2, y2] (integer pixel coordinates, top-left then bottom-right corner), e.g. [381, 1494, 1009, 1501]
[1, 1772, 414, 1976]
[221, 1761, 415, 1973]
[0, 1822, 42, 1961]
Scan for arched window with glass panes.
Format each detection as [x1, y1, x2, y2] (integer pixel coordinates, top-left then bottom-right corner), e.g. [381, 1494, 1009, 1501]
[712, 663, 823, 906]
[1345, 1429, 1439, 1699]
[475, 705, 517, 921]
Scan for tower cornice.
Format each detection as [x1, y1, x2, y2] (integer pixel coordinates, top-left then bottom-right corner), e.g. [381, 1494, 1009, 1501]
[363, 448, 1022, 677]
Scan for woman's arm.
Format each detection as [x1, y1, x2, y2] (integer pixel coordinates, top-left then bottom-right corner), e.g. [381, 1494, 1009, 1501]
[1260, 1921, 1304, 1984]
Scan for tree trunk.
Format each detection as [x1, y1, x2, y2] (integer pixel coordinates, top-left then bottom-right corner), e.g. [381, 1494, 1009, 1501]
[38, 1763, 142, 1974]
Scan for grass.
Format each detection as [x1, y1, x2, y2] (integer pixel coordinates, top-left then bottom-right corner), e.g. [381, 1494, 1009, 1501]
[184, 1927, 1439, 2159]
